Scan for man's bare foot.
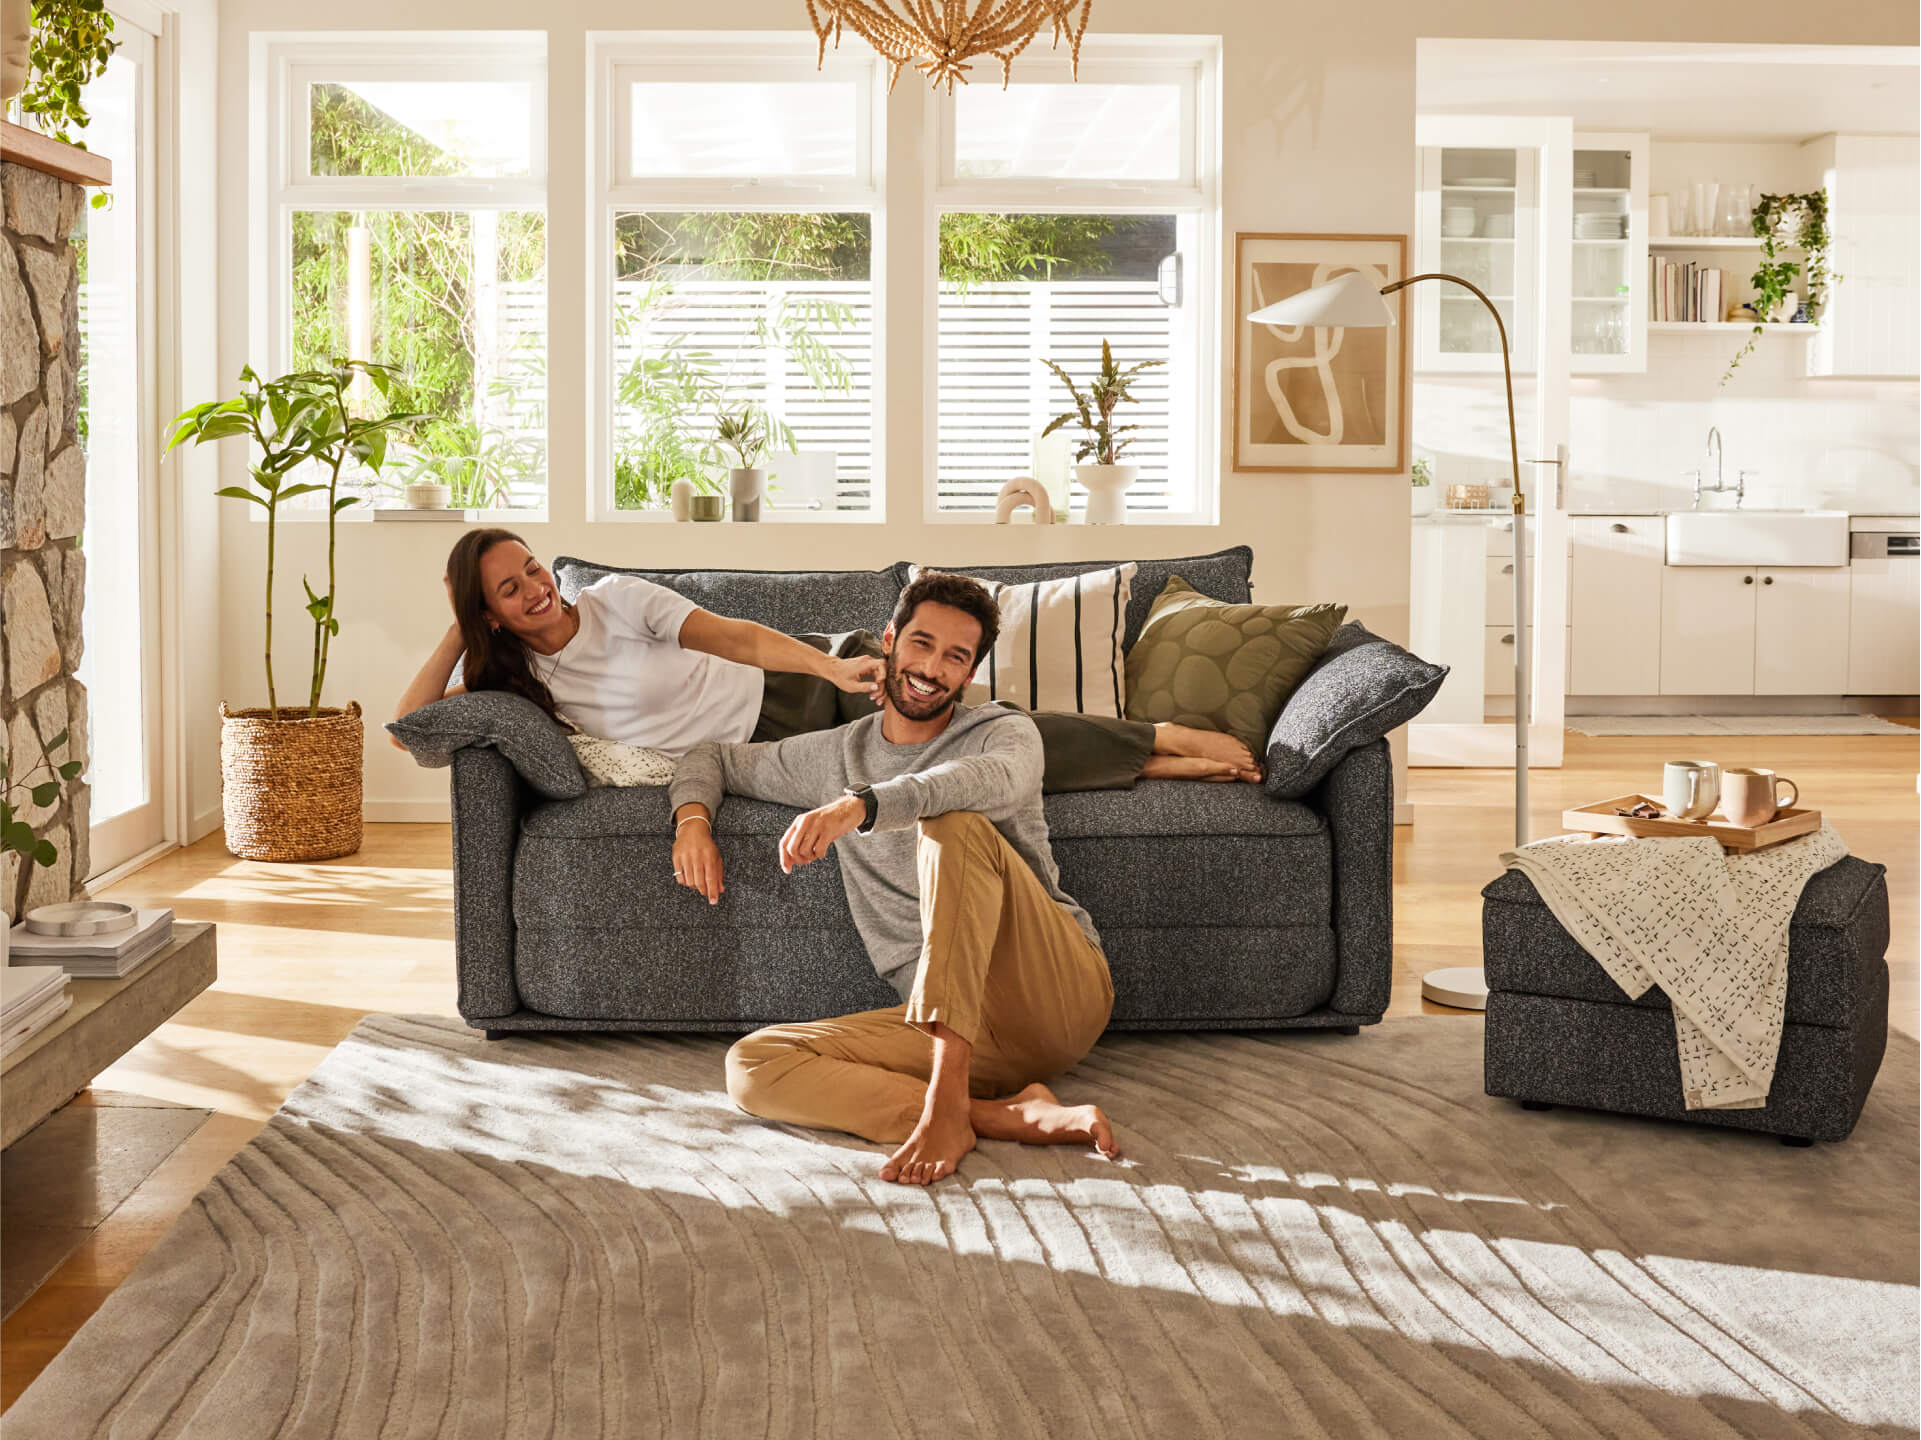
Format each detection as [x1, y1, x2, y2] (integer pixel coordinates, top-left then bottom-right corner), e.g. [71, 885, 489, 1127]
[972, 1083, 1120, 1159]
[1141, 755, 1263, 784]
[1152, 723, 1260, 778]
[880, 1103, 976, 1185]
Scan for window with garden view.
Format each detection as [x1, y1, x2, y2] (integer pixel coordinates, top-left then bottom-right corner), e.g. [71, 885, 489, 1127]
[274, 45, 548, 510]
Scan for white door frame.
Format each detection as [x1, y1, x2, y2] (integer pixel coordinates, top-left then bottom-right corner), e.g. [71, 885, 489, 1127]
[1411, 113, 1571, 770]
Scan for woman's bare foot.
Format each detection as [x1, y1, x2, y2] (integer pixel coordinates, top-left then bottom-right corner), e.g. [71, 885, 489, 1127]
[972, 1083, 1120, 1159]
[1152, 723, 1260, 778]
[880, 1101, 976, 1185]
[1140, 755, 1262, 784]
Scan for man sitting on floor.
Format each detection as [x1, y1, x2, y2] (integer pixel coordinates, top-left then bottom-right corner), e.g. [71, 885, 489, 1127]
[667, 570, 1119, 1186]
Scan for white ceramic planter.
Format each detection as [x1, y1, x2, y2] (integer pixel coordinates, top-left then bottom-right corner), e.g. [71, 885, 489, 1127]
[1076, 463, 1137, 525]
[729, 467, 767, 523]
[404, 481, 452, 510]
[1411, 485, 1437, 517]
[670, 476, 695, 521]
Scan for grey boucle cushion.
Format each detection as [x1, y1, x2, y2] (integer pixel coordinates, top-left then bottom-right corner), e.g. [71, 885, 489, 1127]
[1264, 622, 1449, 800]
[387, 691, 586, 800]
[897, 546, 1253, 652]
[553, 557, 902, 636]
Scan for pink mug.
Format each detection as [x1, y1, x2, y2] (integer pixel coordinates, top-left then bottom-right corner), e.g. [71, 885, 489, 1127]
[1722, 768, 1799, 828]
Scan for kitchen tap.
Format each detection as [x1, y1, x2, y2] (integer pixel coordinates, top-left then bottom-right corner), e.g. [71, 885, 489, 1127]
[1689, 426, 1745, 509]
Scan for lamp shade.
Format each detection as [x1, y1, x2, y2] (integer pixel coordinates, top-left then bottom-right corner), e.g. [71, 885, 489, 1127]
[1246, 269, 1395, 328]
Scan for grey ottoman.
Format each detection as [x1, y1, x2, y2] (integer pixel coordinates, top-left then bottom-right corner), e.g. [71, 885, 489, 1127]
[1481, 855, 1891, 1144]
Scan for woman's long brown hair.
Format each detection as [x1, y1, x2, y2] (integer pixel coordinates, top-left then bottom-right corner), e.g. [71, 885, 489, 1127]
[445, 528, 570, 727]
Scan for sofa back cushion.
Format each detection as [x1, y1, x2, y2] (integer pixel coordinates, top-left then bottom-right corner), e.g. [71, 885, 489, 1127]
[553, 557, 902, 636]
[896, 545, 1253, 652]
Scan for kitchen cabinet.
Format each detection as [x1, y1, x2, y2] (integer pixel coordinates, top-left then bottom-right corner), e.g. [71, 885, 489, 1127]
[1848, 557, 1921, 694]
[1661, 567, 1756, 695]
[1570, 134, 1649, 375]
[1569, 516, 1662, 694]
[1809, 135, 1920, 380]
[1414, 143, 1538, 374]
[1754, 568, 1851, 695]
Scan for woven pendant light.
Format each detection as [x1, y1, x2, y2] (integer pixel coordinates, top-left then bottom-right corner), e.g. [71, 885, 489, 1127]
[806, 0, 1092, 92]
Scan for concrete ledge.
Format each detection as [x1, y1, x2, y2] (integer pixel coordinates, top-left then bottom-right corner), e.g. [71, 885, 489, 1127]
[2, 923, 217, 1148]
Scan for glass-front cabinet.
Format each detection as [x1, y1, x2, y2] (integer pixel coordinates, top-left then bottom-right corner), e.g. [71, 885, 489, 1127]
[1415, 126, 1649, 375]
[1569, 132, 1648, 373]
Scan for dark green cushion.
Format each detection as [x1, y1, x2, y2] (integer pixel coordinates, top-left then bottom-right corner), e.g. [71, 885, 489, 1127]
[1123, 577, 1346, 756]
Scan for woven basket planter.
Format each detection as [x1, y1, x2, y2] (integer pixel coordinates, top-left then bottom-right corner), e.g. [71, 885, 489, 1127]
[219, 701, 363, 862]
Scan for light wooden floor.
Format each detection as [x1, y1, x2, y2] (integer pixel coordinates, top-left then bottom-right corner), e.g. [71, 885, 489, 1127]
[3, 728, 1914, 1408]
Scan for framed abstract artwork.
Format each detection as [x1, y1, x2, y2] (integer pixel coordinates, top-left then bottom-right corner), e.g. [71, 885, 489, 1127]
[1232, 233, 1408, 474]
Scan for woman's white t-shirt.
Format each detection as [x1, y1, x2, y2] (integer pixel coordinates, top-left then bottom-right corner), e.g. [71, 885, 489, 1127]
[532, 575, 764, 755]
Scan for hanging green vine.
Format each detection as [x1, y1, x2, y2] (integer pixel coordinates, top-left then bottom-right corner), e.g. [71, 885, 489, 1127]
[19, 0, 118, 146]
[1722, 189, 1837, 384]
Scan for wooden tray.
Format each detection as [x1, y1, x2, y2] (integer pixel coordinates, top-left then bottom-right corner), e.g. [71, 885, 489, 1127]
[1563, 794, 1821, 851]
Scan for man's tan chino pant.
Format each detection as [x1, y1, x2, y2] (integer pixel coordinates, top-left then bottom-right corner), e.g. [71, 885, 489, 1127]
[725, 810, 1114, 1144]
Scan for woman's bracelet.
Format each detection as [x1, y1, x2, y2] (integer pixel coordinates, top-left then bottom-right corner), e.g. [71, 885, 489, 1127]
[675, 814, 711, 831]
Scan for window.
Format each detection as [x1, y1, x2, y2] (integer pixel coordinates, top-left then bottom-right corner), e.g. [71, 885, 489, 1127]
[591, 40, 881, 519]
[932, 46, 1218, 522]
[259, 37, 548, 510]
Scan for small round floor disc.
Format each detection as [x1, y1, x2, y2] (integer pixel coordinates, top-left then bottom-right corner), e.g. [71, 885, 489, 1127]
[1421, 965, 1490, 1012]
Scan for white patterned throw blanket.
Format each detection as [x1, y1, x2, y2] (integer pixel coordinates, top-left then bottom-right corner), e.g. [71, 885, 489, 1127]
[1502, 822, 1849, 1110]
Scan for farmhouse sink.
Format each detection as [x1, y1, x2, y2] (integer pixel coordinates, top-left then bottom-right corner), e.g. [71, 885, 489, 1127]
[1665, 509, 1850, 567]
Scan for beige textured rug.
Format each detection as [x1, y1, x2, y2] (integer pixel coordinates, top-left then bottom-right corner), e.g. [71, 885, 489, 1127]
[8, 1015, 1916, 1439]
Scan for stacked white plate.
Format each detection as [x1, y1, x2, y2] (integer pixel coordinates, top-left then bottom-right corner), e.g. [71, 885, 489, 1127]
[1441, 206, 1478, 238]
[1574, 212, 1626, 240]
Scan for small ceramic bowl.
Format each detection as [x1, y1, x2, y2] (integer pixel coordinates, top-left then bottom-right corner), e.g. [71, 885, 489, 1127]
[690, 495, 725, 522]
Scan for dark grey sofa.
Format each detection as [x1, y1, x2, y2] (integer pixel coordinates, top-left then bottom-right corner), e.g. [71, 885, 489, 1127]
[421, 548, 1443, 1038]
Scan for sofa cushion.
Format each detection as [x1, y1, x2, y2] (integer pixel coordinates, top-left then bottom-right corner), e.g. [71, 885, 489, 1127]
[1481, 855, 1890, 1029]
[386, 691, 586, 799]
[1125, 576, 1346, 756]
[552, 557, 902, 636]
[1264, 622, 1450, 800]
[898, 546, 1253, 652]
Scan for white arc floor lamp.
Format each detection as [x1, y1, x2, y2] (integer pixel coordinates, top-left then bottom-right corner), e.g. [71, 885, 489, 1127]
[1247, 268, 1538, 1012]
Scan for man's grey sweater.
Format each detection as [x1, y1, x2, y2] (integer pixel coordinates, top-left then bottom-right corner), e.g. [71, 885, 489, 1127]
[668, 704, 1100, 998]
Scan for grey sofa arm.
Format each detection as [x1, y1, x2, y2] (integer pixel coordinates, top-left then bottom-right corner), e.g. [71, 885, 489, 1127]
[1309, 737, 1394, 1019]
[450, 746, 526, 1021]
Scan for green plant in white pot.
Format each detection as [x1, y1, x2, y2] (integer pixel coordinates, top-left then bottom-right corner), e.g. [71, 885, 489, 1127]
[1040, 341, 1164, 525]
[1411, 456, 1437, 517]
[165, 360, 422, 862]
[713, 406, 772, 523]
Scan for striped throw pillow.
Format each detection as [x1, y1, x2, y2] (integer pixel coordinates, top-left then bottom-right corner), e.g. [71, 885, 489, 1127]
[907, 563, 1137, 718]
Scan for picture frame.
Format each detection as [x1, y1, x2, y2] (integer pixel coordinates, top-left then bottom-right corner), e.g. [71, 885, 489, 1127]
[1232, 232, 1409, 474]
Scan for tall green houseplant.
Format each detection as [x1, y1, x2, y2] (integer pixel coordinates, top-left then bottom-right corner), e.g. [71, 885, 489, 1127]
[1723, 190, 1837, 384]
[165, 360, 422, 719]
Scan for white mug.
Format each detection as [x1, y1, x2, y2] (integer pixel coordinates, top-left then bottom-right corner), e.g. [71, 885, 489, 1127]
[1662, 760, 1722, 821]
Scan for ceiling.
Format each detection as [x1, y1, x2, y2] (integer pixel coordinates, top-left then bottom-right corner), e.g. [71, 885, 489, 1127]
[1417, 41, 1919, 141]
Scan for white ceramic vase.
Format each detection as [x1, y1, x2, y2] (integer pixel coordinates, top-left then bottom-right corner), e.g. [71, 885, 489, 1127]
[729, 467, 766, 523]
[1076, 463, 1137, 525]
[669, 476, 694, 522]
[404, 481, 452, 510]
[1411, 485, 1436, 517]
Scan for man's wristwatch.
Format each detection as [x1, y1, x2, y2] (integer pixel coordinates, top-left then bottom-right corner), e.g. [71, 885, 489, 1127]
[846, 784, 879, 834]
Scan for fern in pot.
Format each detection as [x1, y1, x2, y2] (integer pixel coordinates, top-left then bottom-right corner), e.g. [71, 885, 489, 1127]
[165, 360, 421, 861]
[1040, 341, 1164, 525]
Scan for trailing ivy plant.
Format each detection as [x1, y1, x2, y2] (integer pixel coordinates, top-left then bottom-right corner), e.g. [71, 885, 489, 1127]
[165, 362, 424, 721]
[1724, 190, 1837, 384]
[20, 0, 117, 147]
[1, 729, 84, 876]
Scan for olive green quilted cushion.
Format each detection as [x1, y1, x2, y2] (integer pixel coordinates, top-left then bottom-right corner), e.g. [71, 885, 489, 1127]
[1124, 576, 1346, 755]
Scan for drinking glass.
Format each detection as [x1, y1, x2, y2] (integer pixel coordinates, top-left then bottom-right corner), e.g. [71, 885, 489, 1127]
[1719, 185, 1752, 238]
[1691, 181, 1719, 237]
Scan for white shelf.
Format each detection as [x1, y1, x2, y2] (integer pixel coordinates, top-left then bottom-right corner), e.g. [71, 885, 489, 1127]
[1649, 236, 1798, 251]
[1572, 238, 1629, 246]
[1573, 187, 1629, 196]
[1441, 184, 1515, 193]
[1573, 295, 1631, 303]
[1440, 235, 1516, 244]
[1648, 321, 1820, 334]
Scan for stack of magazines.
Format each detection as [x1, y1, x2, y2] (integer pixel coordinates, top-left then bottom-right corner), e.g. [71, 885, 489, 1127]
[2, 964, 72, 1058]
[8, 908, 175, 979]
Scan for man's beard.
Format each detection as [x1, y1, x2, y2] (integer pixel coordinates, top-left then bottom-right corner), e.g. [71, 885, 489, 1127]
[883, 650, 963, 721]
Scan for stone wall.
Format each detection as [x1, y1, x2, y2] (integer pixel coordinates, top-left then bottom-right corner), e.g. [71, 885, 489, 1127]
[1, 158, 91, 918]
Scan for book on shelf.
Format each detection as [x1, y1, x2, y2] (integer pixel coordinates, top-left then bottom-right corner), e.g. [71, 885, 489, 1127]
[7, 908, 175, 978]
[2, 964, 72, 1057]
[1648, 257, 1725, 324]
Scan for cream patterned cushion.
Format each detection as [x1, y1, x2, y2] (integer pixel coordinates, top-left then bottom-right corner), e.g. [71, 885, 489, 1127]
[566, 733, 677, 788]
[908, 562, 1137, 718]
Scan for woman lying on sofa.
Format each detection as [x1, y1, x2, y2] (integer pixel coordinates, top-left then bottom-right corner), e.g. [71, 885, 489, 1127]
[391, 528, 1262, 790]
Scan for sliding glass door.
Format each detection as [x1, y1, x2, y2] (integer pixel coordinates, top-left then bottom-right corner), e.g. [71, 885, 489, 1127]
[75, 15, 163, 875]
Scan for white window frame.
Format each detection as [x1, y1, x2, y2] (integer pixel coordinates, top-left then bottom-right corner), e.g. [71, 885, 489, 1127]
[925, 36, 1221, 524]
[250, 32, 550, 517]
[586, 33, 887, 523]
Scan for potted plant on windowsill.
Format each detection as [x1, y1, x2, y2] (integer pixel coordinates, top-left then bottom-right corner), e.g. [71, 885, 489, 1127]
[1040, 341, 1164, 525]
[712, 406, 772, 523]
[1411, 455, 1437, 516]
[166, 360, 422, 861]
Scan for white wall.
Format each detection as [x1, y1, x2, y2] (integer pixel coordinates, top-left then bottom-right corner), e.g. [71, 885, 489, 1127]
[204, 0, 1920, 826]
